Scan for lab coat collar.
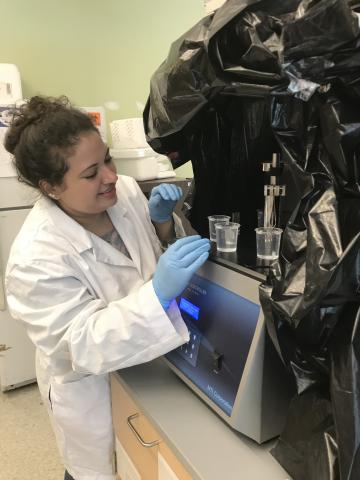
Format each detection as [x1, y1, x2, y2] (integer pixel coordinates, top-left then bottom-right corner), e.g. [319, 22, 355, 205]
[90, 232, 135, 268]
[42, 197, 141, 271]
[107, 203, 143, 273]
[41, 197, 93, 253]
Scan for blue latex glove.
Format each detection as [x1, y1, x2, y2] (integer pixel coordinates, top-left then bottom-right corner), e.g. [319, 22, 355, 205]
[152, 235, 211, 310]
[148, 183, 183, 223]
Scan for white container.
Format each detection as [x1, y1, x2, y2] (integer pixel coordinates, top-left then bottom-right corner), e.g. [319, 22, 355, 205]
[110, 117, 148, 149]
[111, 148, 159, 181]
[111, 147, 176, 181]
[0, 64, 22, 104]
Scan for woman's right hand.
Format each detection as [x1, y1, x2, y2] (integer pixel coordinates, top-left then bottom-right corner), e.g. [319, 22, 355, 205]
[152, 235, 210, 309]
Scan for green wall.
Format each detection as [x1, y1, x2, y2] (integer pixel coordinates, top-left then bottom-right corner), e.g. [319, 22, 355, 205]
[0, 0, 204, 177]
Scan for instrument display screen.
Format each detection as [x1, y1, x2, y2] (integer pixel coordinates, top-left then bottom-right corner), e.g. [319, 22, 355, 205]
[167, 272, 260, 416]
[179, 297, 200, 321]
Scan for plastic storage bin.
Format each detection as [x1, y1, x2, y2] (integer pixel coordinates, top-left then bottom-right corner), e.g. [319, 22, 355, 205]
[111, 148, 159, 181]
[110, 117, 175, 180]
[110, 118, 148, 149]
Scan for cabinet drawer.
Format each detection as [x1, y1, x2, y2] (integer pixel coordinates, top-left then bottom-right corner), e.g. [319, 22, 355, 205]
[158, 443, 193, 480]
[111, 374, 193, 480]
[111, 375, 159, 480]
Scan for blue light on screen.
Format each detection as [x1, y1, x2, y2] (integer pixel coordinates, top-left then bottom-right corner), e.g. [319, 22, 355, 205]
[179, 297, 200, 321]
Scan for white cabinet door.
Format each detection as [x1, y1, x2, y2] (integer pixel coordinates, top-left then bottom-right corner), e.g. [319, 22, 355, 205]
[158, 453, 180, 480]
[115, 437, 141, 480]
[0, 207, 36, 391]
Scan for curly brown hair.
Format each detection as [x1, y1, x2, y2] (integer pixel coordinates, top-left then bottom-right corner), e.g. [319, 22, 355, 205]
[5, 96, 98, 189]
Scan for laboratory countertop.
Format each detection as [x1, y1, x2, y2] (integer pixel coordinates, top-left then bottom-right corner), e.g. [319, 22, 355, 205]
[137, 176, 192, 195]
[113, 359, 291, 480]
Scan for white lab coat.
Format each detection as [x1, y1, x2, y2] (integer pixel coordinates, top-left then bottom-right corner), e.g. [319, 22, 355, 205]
[5, 175, 189, 480]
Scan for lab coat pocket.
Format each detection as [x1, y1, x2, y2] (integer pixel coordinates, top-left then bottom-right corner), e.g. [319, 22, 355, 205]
[49, 374, 114, 474]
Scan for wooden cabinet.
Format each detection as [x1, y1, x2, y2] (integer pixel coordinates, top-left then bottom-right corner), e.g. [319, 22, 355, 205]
[111, 374, 193, 480]
[111, 360, 291, 480]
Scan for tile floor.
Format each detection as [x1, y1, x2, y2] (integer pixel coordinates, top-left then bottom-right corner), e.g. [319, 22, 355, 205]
[0, 382, 64, 479]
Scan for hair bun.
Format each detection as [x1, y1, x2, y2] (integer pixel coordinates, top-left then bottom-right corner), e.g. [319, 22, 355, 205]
[5, 96, 70, 154]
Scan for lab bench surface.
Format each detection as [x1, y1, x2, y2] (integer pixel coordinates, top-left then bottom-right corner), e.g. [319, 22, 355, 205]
[111, 358, 291, 480]
[137, 177, 192, 196]
[137, 176, 197, 236]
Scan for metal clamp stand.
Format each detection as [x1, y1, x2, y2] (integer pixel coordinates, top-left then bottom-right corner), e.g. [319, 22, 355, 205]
[262, 153, 286, 228]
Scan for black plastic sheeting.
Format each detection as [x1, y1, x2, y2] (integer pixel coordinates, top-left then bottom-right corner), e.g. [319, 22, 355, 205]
[144, 1, 360, 479]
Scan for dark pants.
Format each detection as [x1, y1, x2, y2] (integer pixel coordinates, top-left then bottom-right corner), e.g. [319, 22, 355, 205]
[64, 471, 75, 480]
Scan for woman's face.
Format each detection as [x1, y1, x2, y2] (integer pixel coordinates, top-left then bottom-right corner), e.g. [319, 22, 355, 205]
[51, 131, 118, 218]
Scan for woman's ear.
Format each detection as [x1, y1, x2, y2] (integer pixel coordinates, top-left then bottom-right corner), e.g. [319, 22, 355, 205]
[38, 179, 60, 200]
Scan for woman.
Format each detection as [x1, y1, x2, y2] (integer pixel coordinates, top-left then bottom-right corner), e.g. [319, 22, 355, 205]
[4, 96, 210, 480]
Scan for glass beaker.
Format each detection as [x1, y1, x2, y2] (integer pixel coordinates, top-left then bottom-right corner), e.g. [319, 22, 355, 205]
[207, 215, 230, 242]
[215, 222, 240, 252]
[255, 227, 282, 260]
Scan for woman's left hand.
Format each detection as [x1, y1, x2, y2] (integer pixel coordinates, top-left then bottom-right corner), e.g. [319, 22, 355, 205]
[148, 183, 183, 223]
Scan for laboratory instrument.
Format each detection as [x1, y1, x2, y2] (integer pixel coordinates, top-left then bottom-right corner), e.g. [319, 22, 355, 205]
[262, 153, 286, 229]
[165, 258, 293, 443]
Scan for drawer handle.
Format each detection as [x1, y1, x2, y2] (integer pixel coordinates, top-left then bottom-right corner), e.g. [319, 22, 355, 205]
[127, 413, 160, 448]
